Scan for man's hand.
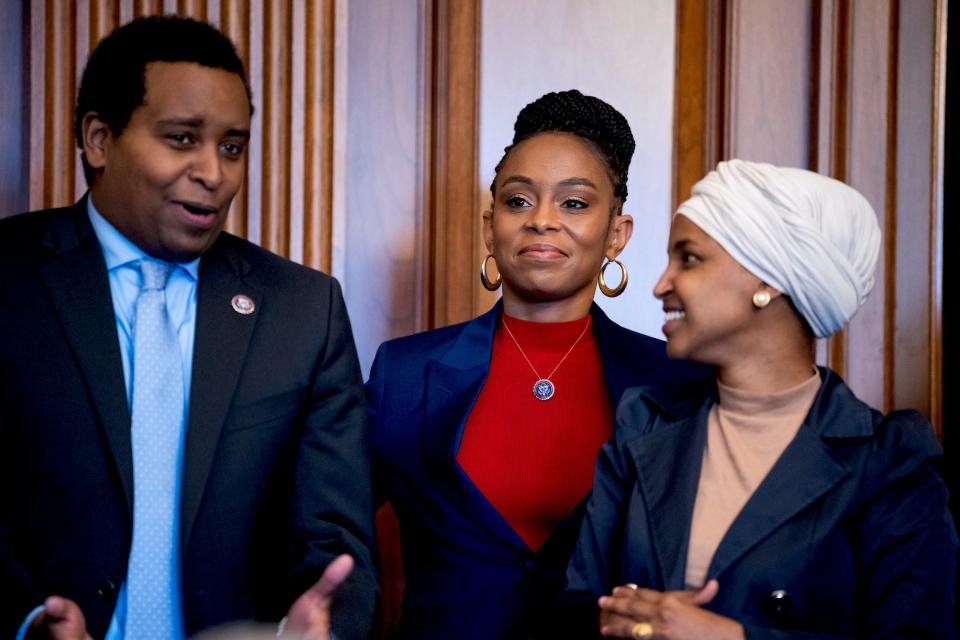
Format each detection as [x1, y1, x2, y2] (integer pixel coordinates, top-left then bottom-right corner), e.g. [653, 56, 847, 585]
[283, 554, 354, 640]
[27, 596, 92, 640]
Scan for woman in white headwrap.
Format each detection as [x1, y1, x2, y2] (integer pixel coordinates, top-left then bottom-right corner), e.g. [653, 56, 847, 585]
[564, 160, 957, 639]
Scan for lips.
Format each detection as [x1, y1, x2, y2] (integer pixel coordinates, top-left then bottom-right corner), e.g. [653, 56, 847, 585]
[661, 308, 686, 335]
[518, 243, 566, 259]
[173, 200, 221, 231]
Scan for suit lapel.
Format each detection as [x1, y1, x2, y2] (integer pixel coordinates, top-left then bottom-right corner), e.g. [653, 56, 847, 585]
[707, 373, 861, 579]
[421, 303, 529, 548]
[180, 239, 261, 545]
[40, 203, 134, 510]
[628, 398, 711, 590]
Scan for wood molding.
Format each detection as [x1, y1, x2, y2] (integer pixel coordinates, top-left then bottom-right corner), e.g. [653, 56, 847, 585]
[425, 0, 481, 329]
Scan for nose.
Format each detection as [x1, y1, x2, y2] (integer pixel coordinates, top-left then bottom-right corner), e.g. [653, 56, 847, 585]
[189, 144, 225, 191]
[525, 203, 560, 233]
[653, 265, 673, 300]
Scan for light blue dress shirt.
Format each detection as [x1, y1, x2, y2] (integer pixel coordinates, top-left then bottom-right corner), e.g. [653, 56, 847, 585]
[89, 199, 199, 639]
[16, 200, 200, 640]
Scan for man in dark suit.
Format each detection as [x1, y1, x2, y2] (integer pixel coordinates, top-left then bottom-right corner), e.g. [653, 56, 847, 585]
[0, 16, 375, 640]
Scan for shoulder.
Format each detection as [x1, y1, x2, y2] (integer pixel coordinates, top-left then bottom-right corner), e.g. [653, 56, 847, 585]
[614, 378, 714, 442]
[210, 232, 342, 299]
[0, 206, 76, 256]
[864, 408, 944, 484]
[593, 308, 714, 388]
[371, 318, 475, 370]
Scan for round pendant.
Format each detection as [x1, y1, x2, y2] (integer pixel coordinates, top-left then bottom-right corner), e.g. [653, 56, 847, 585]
[532, 379, 555, 401]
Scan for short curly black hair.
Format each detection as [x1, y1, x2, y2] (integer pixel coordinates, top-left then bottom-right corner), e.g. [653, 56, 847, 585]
[491, 89, 636, 211]
[74, 15, 253, 186]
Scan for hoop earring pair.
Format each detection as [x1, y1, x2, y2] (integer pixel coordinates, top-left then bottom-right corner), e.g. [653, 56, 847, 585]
[481, 254, 501, 291]
[599, 258, 628, 297]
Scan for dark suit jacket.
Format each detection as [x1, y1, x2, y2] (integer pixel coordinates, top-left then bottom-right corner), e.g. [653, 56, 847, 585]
[366, 302, 709, 639]
[0, 201, 377, 639]
[567, 367, 958, 639]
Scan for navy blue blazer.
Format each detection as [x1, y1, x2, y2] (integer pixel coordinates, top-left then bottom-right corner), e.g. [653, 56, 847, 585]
[566, 368, 957, 639]
[366, 301, 709, 639]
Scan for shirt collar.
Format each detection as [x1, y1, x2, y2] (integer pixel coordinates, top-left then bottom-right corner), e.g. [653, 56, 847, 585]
[87, 197, 200, 280]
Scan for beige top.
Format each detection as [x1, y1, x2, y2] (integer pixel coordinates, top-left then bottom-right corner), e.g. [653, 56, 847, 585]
[684, 372, 821, 589]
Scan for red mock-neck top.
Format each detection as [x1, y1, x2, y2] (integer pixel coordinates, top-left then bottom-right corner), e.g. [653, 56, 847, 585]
[456, 313, 613, 551]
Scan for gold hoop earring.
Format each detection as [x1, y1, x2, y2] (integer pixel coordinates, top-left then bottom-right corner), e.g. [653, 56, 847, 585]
[598, 258, 628, 297]
[480, 254, 501, 291]
[752, 289, 771, 308]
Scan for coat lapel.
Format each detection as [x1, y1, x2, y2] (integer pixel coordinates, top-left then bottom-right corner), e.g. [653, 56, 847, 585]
[707, 370, 868, 579]
[421, 302, 529, 548]
[628, 394, 711, 590]
[40, 202, 134, 510]
[180, 239, 261, 545]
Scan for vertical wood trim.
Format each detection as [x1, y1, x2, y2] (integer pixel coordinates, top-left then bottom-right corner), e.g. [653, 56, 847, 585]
[302, 0, 335, 273]
[29, 1, 45, 210]
[883, 0, 900, 412]
[329, 0, 348, 281]
[245, 0, 264, 245]
[673, 0, 726, 210]
[673, 0, 707, 210]
[827, 0, 850, 378]
[221, 0, 250, 239]
[426, 0, 481, 328]
[929, 0, 946, 437]
[47, 1, 77, 210]
[259, 1, 292, 257]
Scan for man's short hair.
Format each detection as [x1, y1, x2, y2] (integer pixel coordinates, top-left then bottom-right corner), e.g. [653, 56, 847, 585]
[74, 15, 254, 186]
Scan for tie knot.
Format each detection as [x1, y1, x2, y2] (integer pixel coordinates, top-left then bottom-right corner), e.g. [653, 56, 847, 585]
[140, 260, 173, 291]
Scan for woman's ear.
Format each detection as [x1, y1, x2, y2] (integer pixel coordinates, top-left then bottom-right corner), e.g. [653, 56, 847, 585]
[482, 209, 495, 253]
[606, 213, 634, 260]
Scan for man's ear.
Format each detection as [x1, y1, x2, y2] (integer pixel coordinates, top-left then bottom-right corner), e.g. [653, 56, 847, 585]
[81, 112, 112, 170]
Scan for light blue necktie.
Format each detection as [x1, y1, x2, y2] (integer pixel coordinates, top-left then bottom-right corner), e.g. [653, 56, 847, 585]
[125, 260, 185, 639]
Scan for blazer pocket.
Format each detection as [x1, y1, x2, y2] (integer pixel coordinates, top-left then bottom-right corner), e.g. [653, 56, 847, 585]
[224, 386, 305, 434]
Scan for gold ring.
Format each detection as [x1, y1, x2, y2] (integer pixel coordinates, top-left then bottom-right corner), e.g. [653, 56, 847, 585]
[624, 582, 639, 590]
[631, 622, 654, 640]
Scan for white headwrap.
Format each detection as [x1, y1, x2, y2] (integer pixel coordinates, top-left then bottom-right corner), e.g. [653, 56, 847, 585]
[676, 159, 881, 338]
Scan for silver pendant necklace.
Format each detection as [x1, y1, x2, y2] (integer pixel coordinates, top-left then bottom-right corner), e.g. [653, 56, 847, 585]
[501, 316, 591, 401]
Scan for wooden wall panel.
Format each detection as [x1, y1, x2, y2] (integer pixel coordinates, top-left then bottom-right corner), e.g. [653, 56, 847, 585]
[675, 0, 946, 435]
[0, 1, 26, 218]
[21, 0, 338, 276]
[726, 0, 812, 166]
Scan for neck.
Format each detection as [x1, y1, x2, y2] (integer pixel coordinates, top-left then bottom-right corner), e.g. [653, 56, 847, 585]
[717, 342, 816, 393]
[501, 286, 594, 322]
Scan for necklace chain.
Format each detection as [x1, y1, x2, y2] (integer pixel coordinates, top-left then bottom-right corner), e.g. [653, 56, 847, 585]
[502, 316, 591, 382]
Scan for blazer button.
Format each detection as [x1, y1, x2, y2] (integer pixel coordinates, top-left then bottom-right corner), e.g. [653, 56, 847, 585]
[525, 559, 536, 571]
[96, 579, 117, 598]
[764, 589, 793, 617]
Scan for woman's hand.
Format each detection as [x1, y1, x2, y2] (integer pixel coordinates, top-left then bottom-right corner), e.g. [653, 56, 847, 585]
[597, 580, 744, 640]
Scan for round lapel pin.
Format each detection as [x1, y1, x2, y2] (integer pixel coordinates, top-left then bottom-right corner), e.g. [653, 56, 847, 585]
[231, 294, 256, 315]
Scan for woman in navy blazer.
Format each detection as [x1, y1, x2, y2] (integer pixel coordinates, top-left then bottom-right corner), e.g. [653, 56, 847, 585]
[566, 161, 957, 639]
[366, 91, 706, 639]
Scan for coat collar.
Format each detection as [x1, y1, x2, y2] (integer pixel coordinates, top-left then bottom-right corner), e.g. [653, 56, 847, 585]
[40, 198, 135, 511]
[625, 367, 874, 588]
[422, 301, 629, 462]
[180, 234, 260, 545]
[419, 301, 633, 552]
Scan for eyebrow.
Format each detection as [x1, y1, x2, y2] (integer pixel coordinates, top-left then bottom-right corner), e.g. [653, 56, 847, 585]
[499, 175, 534, 187]
[157, 118, 251, 139]
[499, 175, 598, 189]
[557, 177, 598, 189]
